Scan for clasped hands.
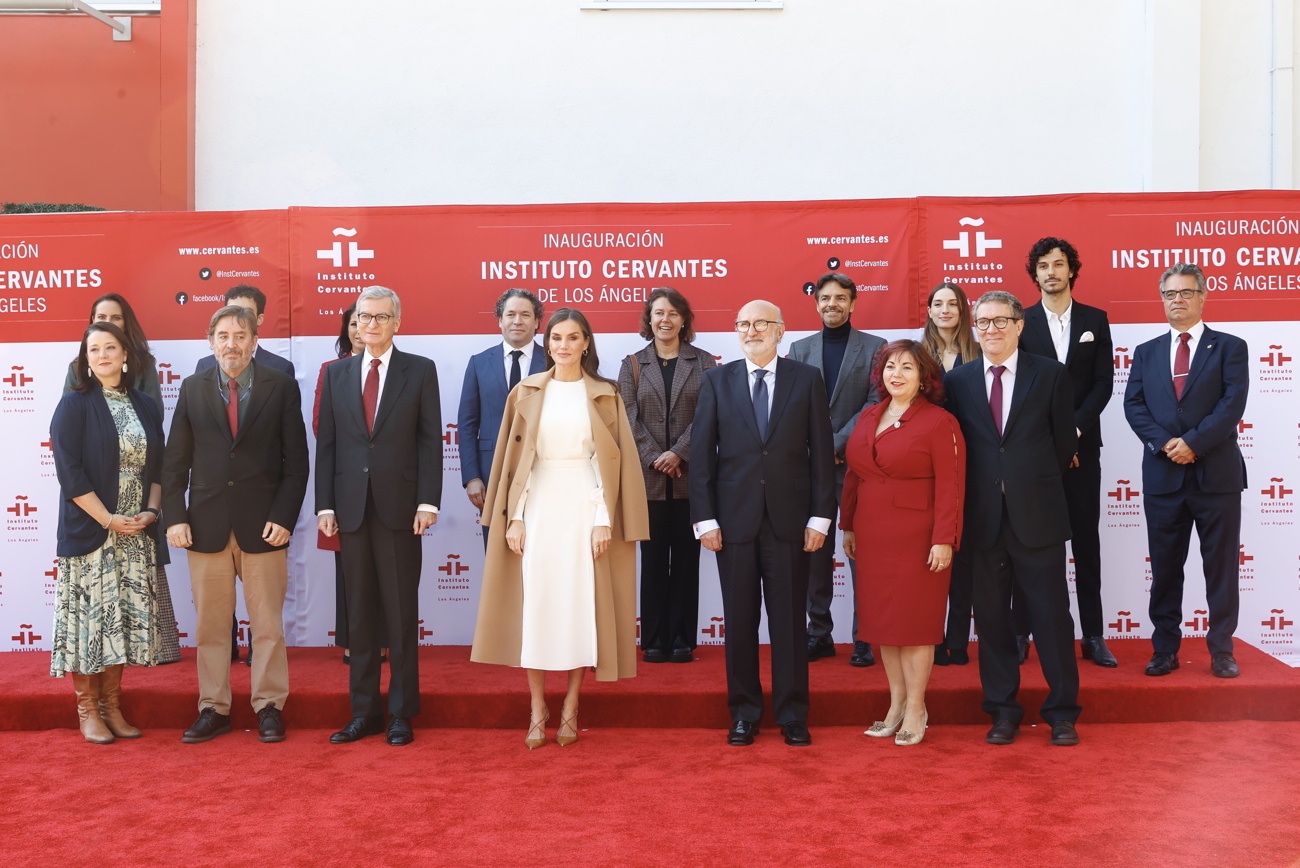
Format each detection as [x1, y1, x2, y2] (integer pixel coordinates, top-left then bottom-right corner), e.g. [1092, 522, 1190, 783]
[1162, 437, 1197, 465]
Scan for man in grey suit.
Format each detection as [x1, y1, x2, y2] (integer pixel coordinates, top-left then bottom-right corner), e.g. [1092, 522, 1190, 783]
[788, 272, 886, 667]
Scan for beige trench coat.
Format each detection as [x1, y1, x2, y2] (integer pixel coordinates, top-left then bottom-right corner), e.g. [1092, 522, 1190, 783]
[470, 370, 650, 681]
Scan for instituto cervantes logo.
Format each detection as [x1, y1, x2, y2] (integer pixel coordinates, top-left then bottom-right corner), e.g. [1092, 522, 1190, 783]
[1260, 477, 1294, 526]
[2, 365, 36, 415]
[1185, 609, 1209, 634]
[700, 615, 725, 644]
[11, 623, 41, 649]
[435, 554, 470, 604]
[1113, 347, 1132, 390]
[1258, 607, 1295, 647]
[940, 217, 1006, 286]
[316, 227, 375, 269]
[2, 366, 33, 387]
[1108, 610, 1141, 634]
[1105, 479, 1141, 527]
[418, 618, 434, 643]
[6, 494, 38, 540]
[1258, 343, 1294, 393]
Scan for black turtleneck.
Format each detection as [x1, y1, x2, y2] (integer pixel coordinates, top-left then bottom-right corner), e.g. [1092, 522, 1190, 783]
[821, 321, 853, 399]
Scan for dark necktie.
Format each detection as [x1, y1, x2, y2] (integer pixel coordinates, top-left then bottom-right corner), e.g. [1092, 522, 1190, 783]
[364, 358, 381, 435]
[989, 365, 1005, 437]
[1173, 332, 1191, 400]
[227, 379, 239, 437]
[752, 369, 769, 440]
[509, 349, 523, 390]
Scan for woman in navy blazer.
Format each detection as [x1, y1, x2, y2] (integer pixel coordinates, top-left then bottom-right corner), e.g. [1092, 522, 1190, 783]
[50, 322, 165, 744]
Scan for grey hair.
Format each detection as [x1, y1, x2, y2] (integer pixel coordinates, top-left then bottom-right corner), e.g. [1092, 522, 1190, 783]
[357, 285, 402, 319]
[1159, 262, 1206, 294]
[207, 304, 259, 339]
[973, 290, 1024, 319]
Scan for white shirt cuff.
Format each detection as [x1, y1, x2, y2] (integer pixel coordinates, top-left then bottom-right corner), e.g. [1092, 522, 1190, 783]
[806, 517, 832, 535]
[418, 504, 439, 514]
[692, 520, 721, 539]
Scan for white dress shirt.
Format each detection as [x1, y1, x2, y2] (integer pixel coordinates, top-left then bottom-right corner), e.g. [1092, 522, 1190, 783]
[1046, 302, 1072, 364]
[1168, 320, 1206, 374]
[503, 342, 536, 384]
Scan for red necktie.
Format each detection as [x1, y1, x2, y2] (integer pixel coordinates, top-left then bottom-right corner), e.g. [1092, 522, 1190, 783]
[364, 358, 381, 435]
[989, 365, 1005, 437]
[227, 379, 239, 437]
[1173, 332, 1191, 400]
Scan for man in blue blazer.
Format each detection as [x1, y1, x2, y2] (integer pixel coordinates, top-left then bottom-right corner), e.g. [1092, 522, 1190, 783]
[788, 272, 886, 667]
[944, 291, 1081, 746]
[1123, 263, 1248, 679]
[458, 289, 545, 549]
[691, 299, 836, 747]
[1019, 238, 1117, 668]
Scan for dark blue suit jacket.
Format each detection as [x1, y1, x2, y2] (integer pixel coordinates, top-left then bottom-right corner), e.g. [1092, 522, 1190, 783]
[50, 387, 165, 557]
[195, 344, 295, 379]
[944, 351, 1077, 550]
[1123, 326, 1248, 496]
[690, 357, 836, 543]
[457, 342, 545, 487]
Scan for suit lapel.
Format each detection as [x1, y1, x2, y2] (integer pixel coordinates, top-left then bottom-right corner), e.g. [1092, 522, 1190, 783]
[371, 348, 406, 437]
[832, 333, 865, 406]
[234, 360, 272, 446]
[962, 363, 1000, 439]
[1064, 305, 1086, 366]
[666, 343, 703, 413]
[730, 362, 763, 444]
[1003, 353, 1038, 440]
[766, 358, 797, 441]
[1183, 327, 1217, 398]
[528, 341, 546, 376]
[1148, 332, 1176, 401]
[200, 366, 234, 445]
[338, 353, 366, 435]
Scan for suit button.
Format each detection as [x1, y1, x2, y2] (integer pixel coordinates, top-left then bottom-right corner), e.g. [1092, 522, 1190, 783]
[515, 435, 522, 441]
[363, 467, 368, 473]
[760, 479, 765, 485]
[994, 479, 1001, 487]
[501, 509, 507, 516]
[227, 481, 234, 487]
[1177, 408, 1184, 414]
[369, 443, 375, 449]
[229, 452, 236, 458]
[762, 450, 768, 456]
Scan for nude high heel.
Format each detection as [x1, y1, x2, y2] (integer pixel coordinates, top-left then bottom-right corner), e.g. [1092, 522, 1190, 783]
[525, 709, 550, 750]
[895, 710, 928, 746]
[864, 715, 904, 738]
[556, 707, 579, 747]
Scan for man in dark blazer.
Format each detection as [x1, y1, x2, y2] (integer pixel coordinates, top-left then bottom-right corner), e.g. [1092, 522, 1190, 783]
[1123, 263, 1248, 679]
[944, 290, 1082, 746]
[788, 272, 886, 668]
[458, 289, 545, 549]
[164, 305, 309, 744]
[691, 299, 836, 747]
[317, 286, 442, 746]
[1018, 237, 1117, 668]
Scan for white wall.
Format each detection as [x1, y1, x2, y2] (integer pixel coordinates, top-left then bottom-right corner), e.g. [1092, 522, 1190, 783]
[193, 1, 1300, 210]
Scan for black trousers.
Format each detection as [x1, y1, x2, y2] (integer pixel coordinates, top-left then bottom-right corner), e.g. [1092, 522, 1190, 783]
[339, 488, 422, 719]
[1144, 475, 1241, 656]
[806, 486, 858, 641]
[640, 498, 701, 653]
[942, 549, 973, 650]
[970, 505, 1081, 726]
[717, 514, 810, 726]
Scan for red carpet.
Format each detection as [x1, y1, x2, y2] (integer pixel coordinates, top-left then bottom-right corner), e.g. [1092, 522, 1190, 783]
[0, 722, 1298, 866]
[2, 639, 1298, 731]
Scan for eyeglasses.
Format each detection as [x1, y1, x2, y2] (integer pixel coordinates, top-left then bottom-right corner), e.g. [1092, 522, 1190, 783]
[357, 313, 393, 325]
[1160, 288, 1205, 301]
[735, 320, 782, 333]
[974, 316, 1021, 331]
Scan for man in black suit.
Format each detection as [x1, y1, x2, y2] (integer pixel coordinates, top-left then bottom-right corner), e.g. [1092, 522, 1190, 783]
[788, 272, 886, 667]
[691, 299, 836, 747]
[1123, 263, 1248, 679]
[317, 286, 442, 746]
[1018, 237, 1117, 668]
[164, 305, 309, 744]
[944, 290, 1082, 746]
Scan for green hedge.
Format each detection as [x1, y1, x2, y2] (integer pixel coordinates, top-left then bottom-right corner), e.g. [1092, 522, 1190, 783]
[2, 202, 106, 214]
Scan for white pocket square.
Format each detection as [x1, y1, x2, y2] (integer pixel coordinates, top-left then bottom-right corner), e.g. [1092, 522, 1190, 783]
[1078, 331, 1095, 343]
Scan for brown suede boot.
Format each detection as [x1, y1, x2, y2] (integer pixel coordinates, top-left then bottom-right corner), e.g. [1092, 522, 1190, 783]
[98, 664, 142, 738]
[72, 673, 115, 745]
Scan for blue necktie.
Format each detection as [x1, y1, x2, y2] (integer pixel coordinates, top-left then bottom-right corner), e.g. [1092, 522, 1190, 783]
[752, 369, 769, 440]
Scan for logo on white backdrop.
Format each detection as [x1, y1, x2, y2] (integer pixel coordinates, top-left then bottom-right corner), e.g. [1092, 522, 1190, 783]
[10, 622, 42, 650]
[1258, 343, 1294, 393]
[1113, 346, 1132, 391]
[1108, 610, 1142, 634]
[316, 228, 375, 269]
[1105, 479, 1141, 527]
[2, 365, 36, 416]
[1260, 477, 1294, 525]
[1184, 609, 1209, 636]
[942, 217, 1003, 258]
[1258, 608, 1295, 647]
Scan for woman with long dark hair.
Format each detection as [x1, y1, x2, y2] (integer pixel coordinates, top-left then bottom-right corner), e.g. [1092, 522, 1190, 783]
[471, 308, 649, 749]
[63, 293, 180, 665]
[50, 322, 164, 743]
[921, 282, 980, 372]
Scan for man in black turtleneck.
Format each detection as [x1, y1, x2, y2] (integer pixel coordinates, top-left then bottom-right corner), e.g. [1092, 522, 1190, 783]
[789, 272, 887, 667]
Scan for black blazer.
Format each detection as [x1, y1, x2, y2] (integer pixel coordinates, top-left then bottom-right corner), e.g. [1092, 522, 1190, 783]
[1020, 300, 1114, 451]
[690, 357, 836, 544]
[944, 352, 1077, 550]
[51, 387, 165, 558]
[162, 360, 309, 554]
[315, 346, 443, 533]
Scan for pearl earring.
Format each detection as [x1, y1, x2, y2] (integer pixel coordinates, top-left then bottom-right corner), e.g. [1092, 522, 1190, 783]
[121, 361, 128, 373]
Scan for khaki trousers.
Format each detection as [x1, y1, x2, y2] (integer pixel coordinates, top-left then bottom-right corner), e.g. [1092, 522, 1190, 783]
[188, 532, 289, 715]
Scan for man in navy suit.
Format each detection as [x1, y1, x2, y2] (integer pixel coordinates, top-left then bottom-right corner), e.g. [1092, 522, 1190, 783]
[1123, 263, 1248, 679]
[1018, 238, 1117, 668]
[944, 290, 1081, 746]
[317, 286, 442, 746]
[691, 299, 836, 747]
[788, 272, 886, 667]
[458, 289, 545, 549]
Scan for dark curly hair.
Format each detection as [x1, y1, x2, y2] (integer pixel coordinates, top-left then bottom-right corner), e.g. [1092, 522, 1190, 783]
[871, 339, 945, 405]
[638, 286, 695, 342]
[1026, 237, 1081, 289]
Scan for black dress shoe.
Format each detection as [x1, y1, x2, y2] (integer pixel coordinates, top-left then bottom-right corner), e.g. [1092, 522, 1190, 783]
[781, 721, 812, 746]
[329, 716, 386, 744]
[985, 720, 1019, 745]
[1016, 635, 1031, 665]
[1144, 652, 1179, 676]
[257, 704, 286, 743]
[387, 716, 414, 746]
[807, 635, 836, 660]
[642, 648, 668, 664]
[849, 641, 875, 667]
[670, 648, 693, 663]
[1050, 720, 1080, 746]
[1081, 636, 1118, 668]
[727, 720, 758, 746]
[934, 644, 949, 666]
[1211, 652, 1240, 678]
[182, 707, 232, 744]
[948, 646, 970, 666]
